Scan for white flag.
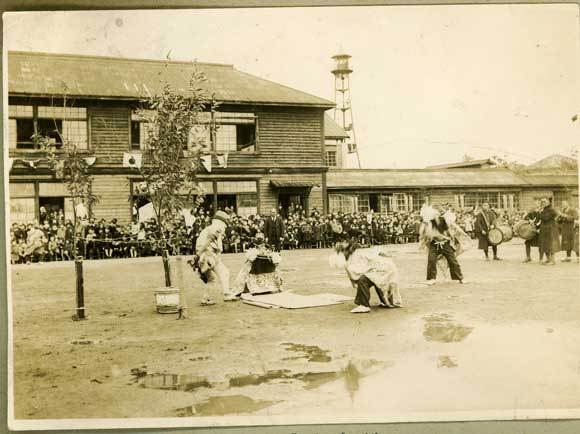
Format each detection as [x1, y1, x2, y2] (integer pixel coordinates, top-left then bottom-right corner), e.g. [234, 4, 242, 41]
[84, 156, 97, 166]
[123, 152, 142, 169]
[217, 153, 228, 168]
[200, 155, 212, 173]
[75, 203, 88, 219]
[181, 209, 195, 227]
[8, 158, 14, 171]
[26, 160, 38, 169]
[138, 202, 156, 222]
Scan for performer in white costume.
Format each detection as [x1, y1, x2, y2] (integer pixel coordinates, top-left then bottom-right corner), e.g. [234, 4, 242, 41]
[190, 211, 238, 305]
[330, 239, 402, 313]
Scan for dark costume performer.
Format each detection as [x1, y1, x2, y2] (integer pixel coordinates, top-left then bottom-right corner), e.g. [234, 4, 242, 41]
[419, 206, 465, 284]
[474, 204, 500, 260]
[538, 199, 560, 265]
[557, 203, 579, 262]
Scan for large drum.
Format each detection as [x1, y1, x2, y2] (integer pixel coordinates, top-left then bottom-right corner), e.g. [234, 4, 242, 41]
[514, 220, 538, 240]
[487, 225, 513, 246]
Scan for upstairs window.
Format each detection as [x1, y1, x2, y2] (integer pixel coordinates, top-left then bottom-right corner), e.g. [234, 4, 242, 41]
[9, 105, 88, 150]
[131, 110, 156, 150]
[325, 151, 337, 167]
[214, 112, 257, 153]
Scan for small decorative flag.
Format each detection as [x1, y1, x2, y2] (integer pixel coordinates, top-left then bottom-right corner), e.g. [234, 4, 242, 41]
[200, 154, 212, 173]
[8, 158, 14, 171]
[217, 152, 228, 168]
[75, 203, 88, 219]
[84, 156, 97, 166]
[138, 202, 156, 223]
[123, 152, 142, 169]
[25, 159, 38, 169]
[181, 209, 195, 227]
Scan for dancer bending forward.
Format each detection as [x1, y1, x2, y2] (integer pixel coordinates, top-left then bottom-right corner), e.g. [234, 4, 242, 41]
[331, 239, 402, 313]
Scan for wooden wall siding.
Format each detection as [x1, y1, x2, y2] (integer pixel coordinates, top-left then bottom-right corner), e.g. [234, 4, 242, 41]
[89, 106, 130, 160]
[91, 175, 132, 223]
[258, 173, 324, 214]
[427, 192, 456, 206]
[520, 190, 555, 211]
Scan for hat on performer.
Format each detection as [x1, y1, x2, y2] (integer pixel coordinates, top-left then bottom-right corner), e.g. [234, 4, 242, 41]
[212, 210, 229, 225]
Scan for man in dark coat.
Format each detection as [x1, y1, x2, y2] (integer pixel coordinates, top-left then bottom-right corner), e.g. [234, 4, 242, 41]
[263, 208, 285, 252]
[557, 200, 579, 262]
[474, 202, 501, 260]
[538, 197, 560, 265]
[523, 199, 543, 263]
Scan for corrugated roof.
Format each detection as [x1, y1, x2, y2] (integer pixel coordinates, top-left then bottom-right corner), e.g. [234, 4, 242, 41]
[324, 113, 349, 138]
[8, 51, 335, 108]
[518, 173, 579, 187]
[327, 168, 531, 189]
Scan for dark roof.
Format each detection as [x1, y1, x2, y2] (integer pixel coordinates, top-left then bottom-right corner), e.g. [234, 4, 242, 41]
[426, 159, 496, 169]
[8, 51, 335, 108]
[518, 173, 579, 187]
[270, 180, 319, 188]
[324, 114, 349, 139]
[327, 168, 531, 189]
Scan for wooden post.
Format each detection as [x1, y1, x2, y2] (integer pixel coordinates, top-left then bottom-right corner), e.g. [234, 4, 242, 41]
[162, 249, 171, 287]
[74, 256, 86, 320]
[175, 255, 188, 319]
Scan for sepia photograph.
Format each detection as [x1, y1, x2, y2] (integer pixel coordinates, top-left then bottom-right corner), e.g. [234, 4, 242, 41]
[3, 3, 580, 431]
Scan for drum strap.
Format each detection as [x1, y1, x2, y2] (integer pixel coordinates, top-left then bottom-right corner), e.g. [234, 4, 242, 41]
[480, 211, 490, 230]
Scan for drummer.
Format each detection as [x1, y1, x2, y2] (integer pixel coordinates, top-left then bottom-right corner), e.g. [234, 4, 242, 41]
[474, 202, 501, 261]
[522, 199, 543, 263]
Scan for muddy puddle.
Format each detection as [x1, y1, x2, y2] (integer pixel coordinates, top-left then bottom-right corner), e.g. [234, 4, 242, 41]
[176, 395, 280, 417]
[133, 373, 213, 392]
[281, 343, 332, 362]
[423, 314, 473, 343]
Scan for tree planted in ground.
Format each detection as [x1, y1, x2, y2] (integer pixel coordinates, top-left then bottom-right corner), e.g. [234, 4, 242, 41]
[34, 96, 99, 320]
[132, 64, 220, 287]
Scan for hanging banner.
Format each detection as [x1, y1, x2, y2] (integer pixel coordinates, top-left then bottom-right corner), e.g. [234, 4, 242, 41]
[123, 152, 142, 169]
[138, 202, 156, 223]
[200, 154, 212, 173]
[217, 153, 228, 168]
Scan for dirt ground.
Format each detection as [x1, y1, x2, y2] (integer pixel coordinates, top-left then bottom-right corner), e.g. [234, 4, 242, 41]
[9, 240, 580, 424]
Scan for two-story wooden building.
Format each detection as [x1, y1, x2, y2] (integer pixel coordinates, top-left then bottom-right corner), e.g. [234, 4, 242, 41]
[7, 51, 336, 223]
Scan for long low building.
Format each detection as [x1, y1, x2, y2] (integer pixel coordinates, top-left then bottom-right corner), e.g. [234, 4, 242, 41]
[326, 167, 578, 213]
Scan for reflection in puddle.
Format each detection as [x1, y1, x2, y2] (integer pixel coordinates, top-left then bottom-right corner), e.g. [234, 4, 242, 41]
[229, 370, 291, 387]
[177, 395, 280, 417]
[138, 373, 212, 392]
[423, 314, 473, 343]
[281, 343, 332, 362]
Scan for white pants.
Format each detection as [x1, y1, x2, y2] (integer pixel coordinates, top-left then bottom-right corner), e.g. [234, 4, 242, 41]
[202, 257, 232, 299]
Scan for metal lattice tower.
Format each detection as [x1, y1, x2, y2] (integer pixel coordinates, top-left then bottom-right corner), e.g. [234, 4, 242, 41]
[332, 52, 360, 168]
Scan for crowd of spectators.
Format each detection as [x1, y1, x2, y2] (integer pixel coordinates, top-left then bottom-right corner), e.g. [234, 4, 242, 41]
[10, 203, 527, 264]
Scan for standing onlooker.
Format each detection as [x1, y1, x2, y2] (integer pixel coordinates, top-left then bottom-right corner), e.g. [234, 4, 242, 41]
[557, 200, 579, 262]
[263, 208, 285, 252]
[538, 197, 560, 265]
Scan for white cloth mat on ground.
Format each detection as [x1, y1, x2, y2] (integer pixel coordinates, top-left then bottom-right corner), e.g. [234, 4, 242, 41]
[241, 291, 352, 309]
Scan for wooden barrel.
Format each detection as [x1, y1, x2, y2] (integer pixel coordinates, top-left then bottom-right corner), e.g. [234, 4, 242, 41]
[514, 220, 538, 240]
[487, 225, 513, 245]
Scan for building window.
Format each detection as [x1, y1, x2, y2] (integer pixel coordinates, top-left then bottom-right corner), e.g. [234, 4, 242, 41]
[8, 182, 75, 223]
[325, 151, 337, 167]
[463, 192, 501, 209]
[215, 180, 258, 216]
[131, 110, 156, 150]
[9, 105, 88, 150]
[553, 191, 570, 209]
[214, 112, 257, 153]
[9, 183, 36, 222]
[329, 193, 370, 213]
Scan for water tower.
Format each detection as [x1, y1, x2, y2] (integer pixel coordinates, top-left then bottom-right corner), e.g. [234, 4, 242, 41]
[332, 52, 361, 168]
